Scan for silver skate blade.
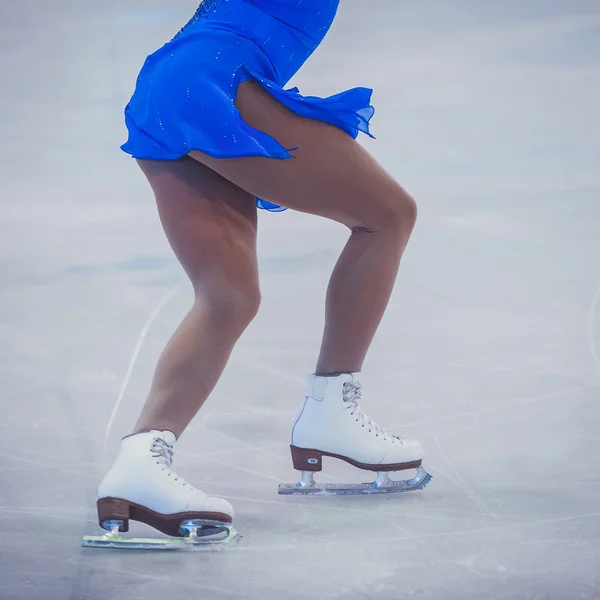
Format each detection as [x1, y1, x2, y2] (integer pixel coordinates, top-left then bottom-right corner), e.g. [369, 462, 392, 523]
[82, 521, 240, 551]
[278, 467, 432, 496]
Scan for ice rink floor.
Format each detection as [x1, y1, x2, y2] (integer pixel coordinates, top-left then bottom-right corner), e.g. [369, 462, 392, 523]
[1, 1, 599, 599]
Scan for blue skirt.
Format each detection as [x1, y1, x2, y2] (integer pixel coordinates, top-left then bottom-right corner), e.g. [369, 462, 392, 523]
[121, 0, 375, 211]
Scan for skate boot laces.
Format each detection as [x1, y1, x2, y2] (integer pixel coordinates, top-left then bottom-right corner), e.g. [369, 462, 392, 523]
[342, 381, 405, 444]
[150, 437, 195, 489]
[151, 437, 174, 466]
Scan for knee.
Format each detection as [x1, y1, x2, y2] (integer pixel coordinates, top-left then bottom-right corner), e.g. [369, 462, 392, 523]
[195, 277, 261, 331]
[382, 188, 417, 234]
[357, 187, 418, 237]
[401, 191, 418, 230]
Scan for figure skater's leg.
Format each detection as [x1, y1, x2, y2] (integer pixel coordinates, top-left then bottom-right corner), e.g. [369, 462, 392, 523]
[96, 157, 257, 533]
[133, 157, 260, 438]
[189, 82, 429, 488]
[190, 81, 417, 375]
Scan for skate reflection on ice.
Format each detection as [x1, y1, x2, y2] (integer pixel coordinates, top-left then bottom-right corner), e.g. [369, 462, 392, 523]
[82, 519, 241, 551]
[279, 467, 432, 495]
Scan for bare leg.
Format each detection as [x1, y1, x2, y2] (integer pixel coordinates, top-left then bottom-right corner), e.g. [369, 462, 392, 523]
[133, 157, 259, 438]
[315, 223, 411, 374]
[190, 81, 417, 374]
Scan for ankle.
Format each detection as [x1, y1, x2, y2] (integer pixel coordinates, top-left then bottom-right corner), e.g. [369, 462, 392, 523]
[126, 428, 179, 445]
[314, 370, 361, 378]
[132, 421, 181, 439]
[315, 372, 347, 377]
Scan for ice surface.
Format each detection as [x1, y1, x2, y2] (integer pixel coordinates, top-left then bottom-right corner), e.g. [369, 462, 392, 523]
[1, 1, 599, 599]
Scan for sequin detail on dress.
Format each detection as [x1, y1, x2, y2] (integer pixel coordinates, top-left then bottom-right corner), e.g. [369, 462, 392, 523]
[172, 0, 226, 41]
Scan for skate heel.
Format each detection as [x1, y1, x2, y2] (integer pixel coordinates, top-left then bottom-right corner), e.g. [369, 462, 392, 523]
[290, 445, 324, 472]
[97, 497, 130, 533]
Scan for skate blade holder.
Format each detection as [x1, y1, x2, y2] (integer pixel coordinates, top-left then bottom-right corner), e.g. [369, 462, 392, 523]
[82, 519, 241, 551]
[278, 466, 432, 496]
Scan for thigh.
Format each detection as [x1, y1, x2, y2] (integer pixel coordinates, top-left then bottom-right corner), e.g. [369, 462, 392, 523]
[189, 80, 412, 230]
[136, 156, 259, 292]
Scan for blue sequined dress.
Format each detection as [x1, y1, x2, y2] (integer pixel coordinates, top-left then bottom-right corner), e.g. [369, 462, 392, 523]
[121, 0, 375, 211]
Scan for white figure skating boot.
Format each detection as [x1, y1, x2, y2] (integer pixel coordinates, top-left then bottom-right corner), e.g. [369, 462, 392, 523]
[278, 373, 432, 495]
[84, 431, 237, 549]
